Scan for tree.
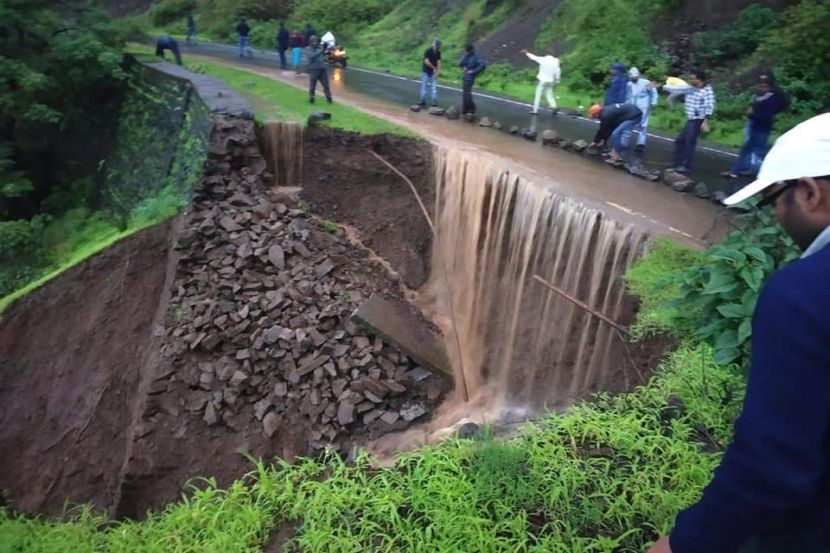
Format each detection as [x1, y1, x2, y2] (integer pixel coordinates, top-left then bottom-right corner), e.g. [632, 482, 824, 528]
[0, 0, 127, 218]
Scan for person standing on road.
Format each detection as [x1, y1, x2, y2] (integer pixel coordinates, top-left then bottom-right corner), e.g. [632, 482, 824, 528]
[721, 72, 788, 180]
[276, 22, 289, 69]
[672, 70, 715, 175]
[303, 24, 317, 44]
[521, 48, 561, 115]
[306, 36, 332, 105]
[418, 39, 442, 107]
[236, 18, 252, 58]
[289, 29, 305, 74]
[459, 44, 486, 115]
[626, 67, 658, 152]
[604, 62, 627, 105]
[186, 15, 196, 45]
[587, 102, 643, 164]
[155, 35, 182, 65]
[647, 112, 830, 553]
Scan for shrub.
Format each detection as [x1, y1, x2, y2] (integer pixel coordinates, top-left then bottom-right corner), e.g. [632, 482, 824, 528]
[631, 209, 800, 366]
[148, 0, 197, 27]
[690, 5, 780, 68]
[0, 216, 49, 296]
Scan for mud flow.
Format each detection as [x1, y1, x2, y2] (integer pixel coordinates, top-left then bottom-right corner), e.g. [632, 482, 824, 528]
[0, 120, 668, 519]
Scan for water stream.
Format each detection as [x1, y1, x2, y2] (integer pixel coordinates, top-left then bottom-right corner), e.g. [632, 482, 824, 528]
[425, 146, 649, 413]
[260, 120, 304, 187]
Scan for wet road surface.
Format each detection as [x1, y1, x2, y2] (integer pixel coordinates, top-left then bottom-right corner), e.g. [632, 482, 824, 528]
[181, 42, 734, 245]
[182, 41, 751, 195]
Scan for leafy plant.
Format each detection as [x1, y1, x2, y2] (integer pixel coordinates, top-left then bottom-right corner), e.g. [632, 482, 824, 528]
[666, 209, 799, 365]
[321, 220, 337, 233]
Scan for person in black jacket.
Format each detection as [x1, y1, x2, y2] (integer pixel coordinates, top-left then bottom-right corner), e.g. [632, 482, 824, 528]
[276, 22, 289, 69]
[155, 35, 182, 65]
[305, 36, 332, 105]
[587, 102, 643, 163]
[236, 18, 252, 58]
[721, 72, 788, 179]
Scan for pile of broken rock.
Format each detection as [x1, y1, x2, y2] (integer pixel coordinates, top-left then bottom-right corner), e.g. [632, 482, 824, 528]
[151, 116, 448, 453]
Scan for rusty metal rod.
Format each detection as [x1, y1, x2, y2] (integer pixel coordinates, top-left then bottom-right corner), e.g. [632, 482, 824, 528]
[365, 149, 471, 403]
[532, 274, 628, 333]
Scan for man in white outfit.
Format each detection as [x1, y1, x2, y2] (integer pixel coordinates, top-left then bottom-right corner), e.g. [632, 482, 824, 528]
[625, 67, 658, 152]
[520, 48, 561, 115]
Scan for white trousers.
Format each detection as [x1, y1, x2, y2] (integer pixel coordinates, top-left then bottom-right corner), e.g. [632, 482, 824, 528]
[533, 81, 557, 112]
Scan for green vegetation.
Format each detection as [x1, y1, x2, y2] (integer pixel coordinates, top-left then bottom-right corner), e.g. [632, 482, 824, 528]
[183, 57, 415, 136]
[0, 1, 129, 300]
[627, 209, 799, 365]
[0, 341, 743, 552]
[0, 2, 210, 306]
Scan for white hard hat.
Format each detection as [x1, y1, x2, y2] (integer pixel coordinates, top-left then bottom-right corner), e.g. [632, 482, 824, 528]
[724, 113, 830, 206]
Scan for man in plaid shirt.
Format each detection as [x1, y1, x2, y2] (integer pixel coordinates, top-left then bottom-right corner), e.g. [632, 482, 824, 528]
[674, 70, 715, 174]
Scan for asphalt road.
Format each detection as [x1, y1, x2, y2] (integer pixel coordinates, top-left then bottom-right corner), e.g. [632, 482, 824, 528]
[181, 40, 748, 196]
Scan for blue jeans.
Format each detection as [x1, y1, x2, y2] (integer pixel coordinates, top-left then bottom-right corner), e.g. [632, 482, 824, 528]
[674, 119, 704, 171]
[278, 44, 287, 68]
[611, 119, 638, 153]
[420, 72, 437, 104]
[238, 36, 251, 57]
[730, 122, 770, 175]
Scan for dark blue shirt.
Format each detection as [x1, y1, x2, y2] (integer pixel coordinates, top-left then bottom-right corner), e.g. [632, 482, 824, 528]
[459, 52, 485, 82]
[604, 73, 628, 105]
[671, 241, 830, 553]
[277, 27, 289, 48]
[749, 91, 787, 133]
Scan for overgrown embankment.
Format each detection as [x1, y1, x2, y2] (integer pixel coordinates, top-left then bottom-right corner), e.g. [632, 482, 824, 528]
[0, 58, 212, 310]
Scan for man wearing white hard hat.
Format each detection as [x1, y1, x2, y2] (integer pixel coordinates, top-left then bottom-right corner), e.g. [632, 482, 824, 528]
[647, 112, 830, 553]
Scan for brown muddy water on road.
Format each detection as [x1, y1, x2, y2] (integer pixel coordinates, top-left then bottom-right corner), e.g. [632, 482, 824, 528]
[191, 54, 729, 247]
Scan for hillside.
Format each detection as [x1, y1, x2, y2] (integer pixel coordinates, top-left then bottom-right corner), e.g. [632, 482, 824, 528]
[136, 0, 829, 143]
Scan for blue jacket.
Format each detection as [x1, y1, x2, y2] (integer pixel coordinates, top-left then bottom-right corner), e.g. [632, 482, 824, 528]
[459, 52, 486, 82]
[605, 64, 627, 105]
[671, 241, 830, 553]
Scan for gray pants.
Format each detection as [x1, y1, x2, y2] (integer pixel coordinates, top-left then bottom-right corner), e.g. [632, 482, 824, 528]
[308, 68, 331, 102]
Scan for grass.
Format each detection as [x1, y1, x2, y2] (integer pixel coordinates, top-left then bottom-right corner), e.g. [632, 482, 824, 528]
[126, 44, 416, 137]
[624, 238, 703, 339]
[0, 340, 743, 552]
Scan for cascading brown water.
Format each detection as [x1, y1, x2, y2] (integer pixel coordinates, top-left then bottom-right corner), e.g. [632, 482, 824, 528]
[425, 147, 649, 413]
[260, 121, 303, 187]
